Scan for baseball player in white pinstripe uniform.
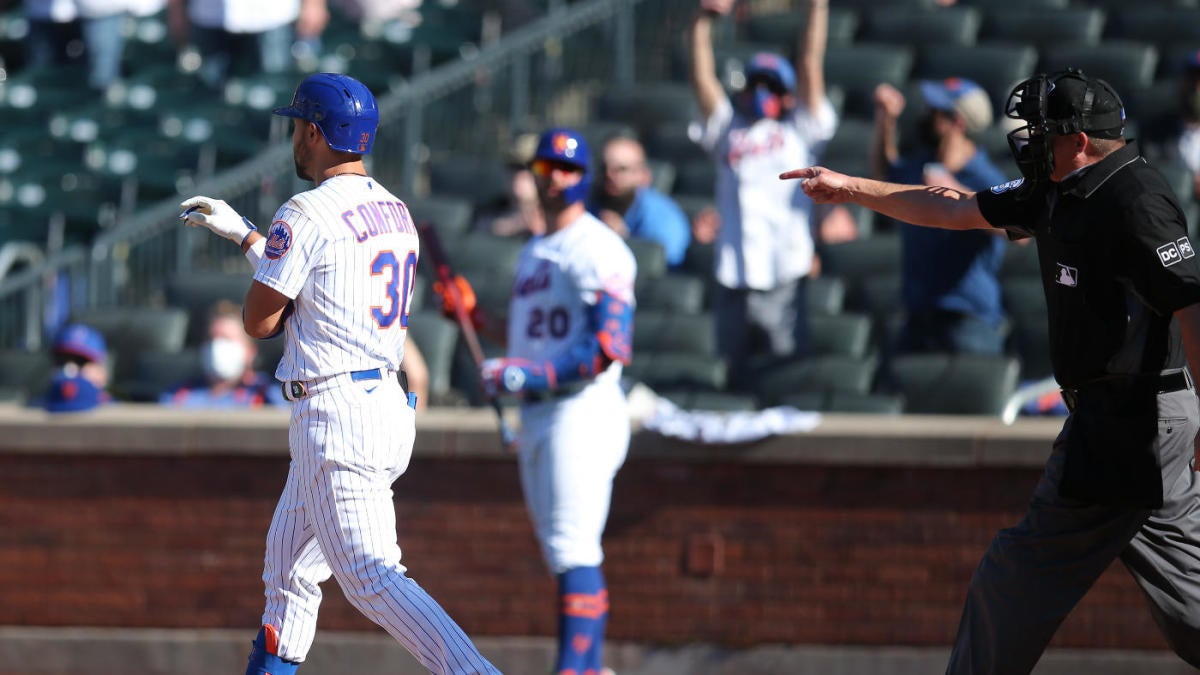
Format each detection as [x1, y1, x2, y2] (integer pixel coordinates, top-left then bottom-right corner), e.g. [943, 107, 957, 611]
[180, 73, 499, 675]
[439, 128, 634, 675]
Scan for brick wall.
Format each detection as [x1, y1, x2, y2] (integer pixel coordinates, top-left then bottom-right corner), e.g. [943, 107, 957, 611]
[0, 448, 1168, 651]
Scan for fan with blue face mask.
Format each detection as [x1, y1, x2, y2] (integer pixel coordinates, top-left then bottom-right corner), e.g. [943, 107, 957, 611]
[736, 52, 797, 120]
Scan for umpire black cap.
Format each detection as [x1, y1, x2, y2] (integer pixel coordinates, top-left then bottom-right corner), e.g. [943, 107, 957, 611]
[1043, 69, 1126, 139]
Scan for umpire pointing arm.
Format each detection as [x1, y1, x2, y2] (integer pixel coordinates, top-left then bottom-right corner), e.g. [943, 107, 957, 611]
[785, 69, 1200, 674]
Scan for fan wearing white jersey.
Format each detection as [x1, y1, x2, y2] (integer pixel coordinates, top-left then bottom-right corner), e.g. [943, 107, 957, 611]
[438, 128, 635, 675]
[179, 73, 499, 675]
[689, 0, 836, 389]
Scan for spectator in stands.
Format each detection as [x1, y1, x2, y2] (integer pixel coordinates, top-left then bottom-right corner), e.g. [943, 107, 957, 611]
[870, 78, 1009, 355]
[477, 132, 546, 238]
[690, 204, 719, 246]
[40, 323, 110, 413]
[815, 204, 859, 246]
[23, 0, 164, 91]
[1145, 51, 1200, 201]
[166, 0, 329, 90]
[688, 0, 835, 389]
[590, 133, 692, 269]
[159, 300, 287, 408]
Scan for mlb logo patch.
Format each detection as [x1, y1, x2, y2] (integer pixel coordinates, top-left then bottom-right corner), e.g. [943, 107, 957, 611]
[1056, 263, 1078, 287]
[1158, 241, 1184, 267]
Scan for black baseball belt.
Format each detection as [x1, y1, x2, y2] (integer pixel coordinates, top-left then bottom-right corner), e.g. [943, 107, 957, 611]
[1061, 369, 1194, 413]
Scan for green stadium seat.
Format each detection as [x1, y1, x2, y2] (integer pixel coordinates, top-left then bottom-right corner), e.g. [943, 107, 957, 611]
[125, 348, 204, 402]
[164, 271, 253, 347]
[69, 306, 189, 385]
[427, 157, 511, 211]
[859, 7, 982, 48]
[406, 310, 459, 401]
[886, 353, 1021, 416]
[0, 348, 53, 404]
[657, 388, 757, 412]
[743, 8, 860, 48]
[633, 311, 715, 356]
[806, 275, 846, 316]
[672, 159, 716, 199]
[809, 312, 873, 359]
[406, 195, 475, 241]
[754, 354, 880, 405]
[593, 83, 698, 139]
[979, 8, 1105, 51]
[628, 238, 668, 281]
[824, 44, 915, 119]
[636, 274, 706, 314]
[1039, 42, 1159, 98]
[961, 0, 1068, 8]
[626, 352, 727, 391]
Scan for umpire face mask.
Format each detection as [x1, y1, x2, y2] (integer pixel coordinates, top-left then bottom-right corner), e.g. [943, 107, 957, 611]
[1004, 69, 1126, 189]
[1005, 75, 1055, 188]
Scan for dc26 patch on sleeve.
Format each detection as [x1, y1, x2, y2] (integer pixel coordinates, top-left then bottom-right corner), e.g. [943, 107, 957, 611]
[265, 220, 293, 260]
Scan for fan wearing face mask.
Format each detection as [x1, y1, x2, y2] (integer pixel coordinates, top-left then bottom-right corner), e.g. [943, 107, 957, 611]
[869, 78, 1011, 356]
[160, 300, 288, 408]
[688, 0, 836, 390]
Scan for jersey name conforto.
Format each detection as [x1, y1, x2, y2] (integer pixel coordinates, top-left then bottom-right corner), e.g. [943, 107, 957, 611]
[341, 200, 417, 243]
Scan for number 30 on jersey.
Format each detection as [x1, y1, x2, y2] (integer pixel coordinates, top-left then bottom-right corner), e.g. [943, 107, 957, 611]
[371, 249, 417, 328]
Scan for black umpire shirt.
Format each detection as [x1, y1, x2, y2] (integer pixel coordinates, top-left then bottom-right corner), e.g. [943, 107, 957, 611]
[976, 140, 1200, 506]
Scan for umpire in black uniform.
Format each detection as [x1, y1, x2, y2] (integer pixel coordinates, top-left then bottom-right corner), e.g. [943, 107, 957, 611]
[781, 68, 1200, 674]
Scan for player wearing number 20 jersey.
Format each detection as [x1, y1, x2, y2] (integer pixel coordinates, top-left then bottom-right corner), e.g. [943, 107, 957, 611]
[478, 128, 635, 675]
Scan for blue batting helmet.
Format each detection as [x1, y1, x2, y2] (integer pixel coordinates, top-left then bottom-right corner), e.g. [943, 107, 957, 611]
[532, 127, 590, 204]
[273, 73, 379, 154]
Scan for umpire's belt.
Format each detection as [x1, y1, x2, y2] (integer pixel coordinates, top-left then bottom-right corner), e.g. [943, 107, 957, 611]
[1061, 369, 1194, 412]
[282, 368, 386, 402]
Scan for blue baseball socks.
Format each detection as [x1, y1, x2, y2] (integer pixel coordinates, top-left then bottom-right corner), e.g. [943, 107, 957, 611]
[556, 565, 610, 675]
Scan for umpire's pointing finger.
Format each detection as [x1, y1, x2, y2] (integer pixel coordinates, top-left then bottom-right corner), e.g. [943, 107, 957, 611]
[779, 166, 820, 181]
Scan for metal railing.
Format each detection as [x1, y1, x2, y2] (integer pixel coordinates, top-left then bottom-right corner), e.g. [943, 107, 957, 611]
[0, 0, 689, 350]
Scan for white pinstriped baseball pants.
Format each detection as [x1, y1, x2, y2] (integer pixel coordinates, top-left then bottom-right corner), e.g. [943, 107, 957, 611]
[261, 374, 499, 674]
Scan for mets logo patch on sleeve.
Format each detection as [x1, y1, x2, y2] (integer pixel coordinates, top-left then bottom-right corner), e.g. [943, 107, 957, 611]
[265, 220, 293, 260]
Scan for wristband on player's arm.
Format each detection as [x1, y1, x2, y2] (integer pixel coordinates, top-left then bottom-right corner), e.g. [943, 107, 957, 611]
[244, 238, 266, 267]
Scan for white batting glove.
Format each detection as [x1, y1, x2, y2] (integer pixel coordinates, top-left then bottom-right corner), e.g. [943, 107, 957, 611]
[179, 196, 256, 245]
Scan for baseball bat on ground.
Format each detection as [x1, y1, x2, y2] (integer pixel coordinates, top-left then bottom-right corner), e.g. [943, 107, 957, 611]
[416, 222, 518, 452]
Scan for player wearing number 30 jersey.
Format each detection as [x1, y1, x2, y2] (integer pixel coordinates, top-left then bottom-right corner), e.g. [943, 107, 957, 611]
[180, 73, 498, 675]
